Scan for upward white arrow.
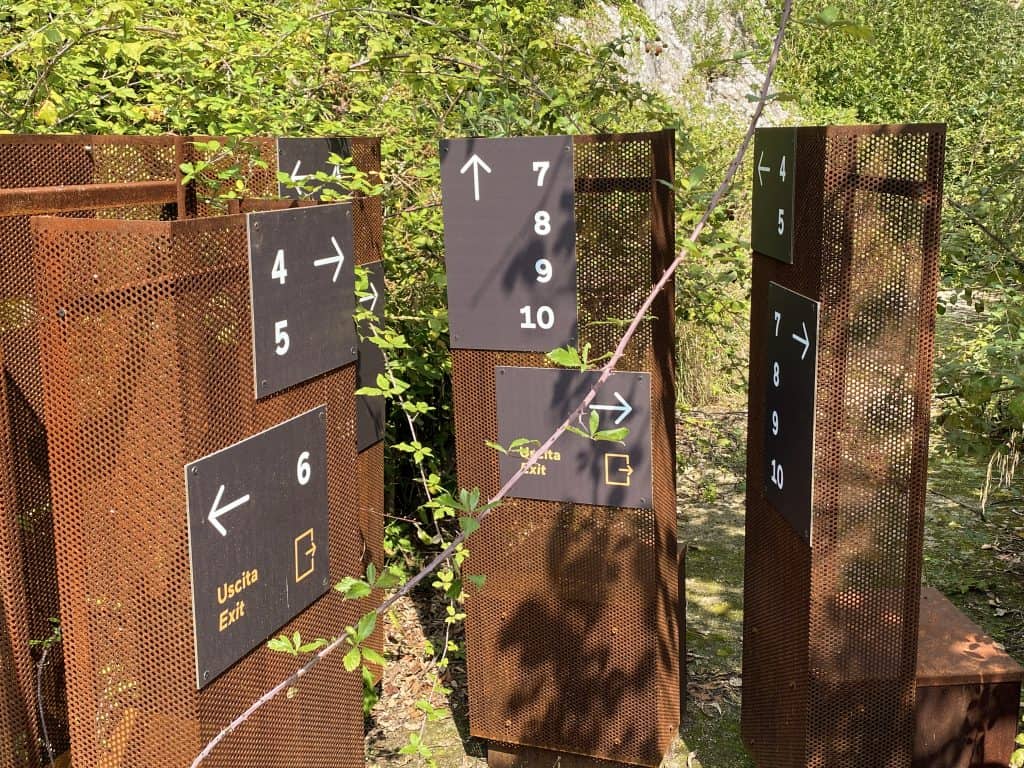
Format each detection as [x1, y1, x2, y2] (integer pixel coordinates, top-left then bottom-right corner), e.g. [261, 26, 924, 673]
[459, 154, 492, 202]
[313, 236, 346, 283]
[792, 322, 810, 360]
[208, 484, 250, 537]
[359, 279, 380, 312]
[757, 150, 771, 187]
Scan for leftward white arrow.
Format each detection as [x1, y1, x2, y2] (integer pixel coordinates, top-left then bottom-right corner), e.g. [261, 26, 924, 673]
[791, 322, 810, 360]
[290, 160, 308, 183]
[757, 150, 771, 187]
[313, 236, 346, 283]
[459, 154, 492, 202]
[208, 484, 251, 537]
[589, 391, 633, 425]
[359, 279, 380, 312]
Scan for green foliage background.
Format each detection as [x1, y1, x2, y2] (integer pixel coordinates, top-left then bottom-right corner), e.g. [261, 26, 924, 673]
[774, 0, 1024, 460]
[1, 0, 757, 555]
[3, 0, 1023, 537]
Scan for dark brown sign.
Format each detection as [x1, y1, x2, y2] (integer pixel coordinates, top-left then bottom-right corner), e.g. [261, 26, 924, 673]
[763, 282, 819, 543]
[247, 203, 357, 399]
[276, 137, 352, 200]
[185, 407, 331, 688]
[495, 367, 652, 508]
[357, 261, 386, 451]
[440, 135, 577, 351]
[751, 127, 797, 264]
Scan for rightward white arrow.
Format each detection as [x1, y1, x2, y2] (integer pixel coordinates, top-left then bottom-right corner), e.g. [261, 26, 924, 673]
[589, 391, 633, 425]
[359, 279, 380, 312]
[313, 236, 346, 283]
[792, 321, 810, 360]
[757, 150, 771, 187]
[290, 160, 308, 183]
[208, 484, 251, 537]
[459, 154, 492, 202]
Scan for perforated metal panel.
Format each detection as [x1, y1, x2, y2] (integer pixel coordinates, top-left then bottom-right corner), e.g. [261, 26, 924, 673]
[0, 135, 179, 764]
[454, 131, 679, 767]
[742, 124, 946, 768]
[31, 213, 366, 768]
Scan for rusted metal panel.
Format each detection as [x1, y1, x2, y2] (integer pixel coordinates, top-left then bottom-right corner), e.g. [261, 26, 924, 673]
[0, 134, 180, 763]
[453, 130, 679, 767]
[0, 133, 383, 765]
[914, 587, 1023, 768]
[31, 213, 364, 768]
[0, 180, 178, 217]
[742, 124, 946, 768]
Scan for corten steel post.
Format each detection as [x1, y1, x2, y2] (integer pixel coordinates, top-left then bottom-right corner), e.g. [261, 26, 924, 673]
[30, 212, 366, 768]
[0, 134, 385, 763]
[0, 134, 180, 764]
[450, 130, 681, 767]
[742, 124, 946, 768]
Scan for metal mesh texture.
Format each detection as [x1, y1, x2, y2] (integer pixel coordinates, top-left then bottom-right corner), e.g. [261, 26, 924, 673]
[0, 135, 179, 765]
[31, 213, 365, 768]
[742, 124, 946, 768]
[455, 130, 679, 767]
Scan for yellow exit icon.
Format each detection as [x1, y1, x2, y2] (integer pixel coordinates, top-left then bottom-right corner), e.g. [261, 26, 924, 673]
[604, 453, 634, 487]
[294, 528, 317, 583]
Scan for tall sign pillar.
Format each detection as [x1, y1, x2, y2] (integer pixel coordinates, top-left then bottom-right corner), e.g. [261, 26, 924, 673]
[742, 124, 946, 768]
[442, 131, 681, 768]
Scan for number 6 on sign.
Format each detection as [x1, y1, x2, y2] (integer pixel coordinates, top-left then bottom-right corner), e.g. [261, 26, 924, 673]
[296, 451, 311, 485]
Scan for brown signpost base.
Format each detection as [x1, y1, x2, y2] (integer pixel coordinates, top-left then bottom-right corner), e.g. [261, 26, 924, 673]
[488, 742, 651, 768]
[913, 587, 1023, 768]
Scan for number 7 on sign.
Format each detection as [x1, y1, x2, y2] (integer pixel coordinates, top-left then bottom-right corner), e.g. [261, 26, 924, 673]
[532, 161, 549, 187]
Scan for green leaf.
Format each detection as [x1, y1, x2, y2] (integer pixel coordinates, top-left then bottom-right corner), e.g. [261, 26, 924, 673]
[354, 611, 378, 643]
[546, 345, 581, 368]
[459, 516, 480, 536]
[361, 647, 387, 667]
[267, 635, 297, 656]
[366, 562, 377, 585]
[817, 6, 841, 24]
[589, 410, 599, 435]
[374, 566, 404, 589]
[593, 427, 629, 443]
[342, 646, 361, 672]
[466, 574, 486, 589]
[298, 638, 328, 654]
[485, 440, 507, 454]
[334, 577, 372, 600]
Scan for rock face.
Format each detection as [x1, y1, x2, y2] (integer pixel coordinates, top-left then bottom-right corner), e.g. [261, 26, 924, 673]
[565, 0, 786, 122]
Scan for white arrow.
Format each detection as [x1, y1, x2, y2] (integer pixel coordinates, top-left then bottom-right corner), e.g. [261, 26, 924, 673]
[589, 391, 633, 425]
[359, 279, 380, 312]
[757, 150, 771, 187]
[208, 484, 250, 537]
[290, 160, 309, 183]
[792, 322, 810, 360]
[313, 236, 346, 283]
[459, 154, 492, 202]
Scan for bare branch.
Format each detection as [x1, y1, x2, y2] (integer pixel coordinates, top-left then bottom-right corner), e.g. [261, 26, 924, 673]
[190, 2, 794, 763]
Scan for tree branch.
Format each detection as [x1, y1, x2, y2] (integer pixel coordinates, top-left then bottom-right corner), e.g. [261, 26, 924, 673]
[190, 1, 794, 763]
